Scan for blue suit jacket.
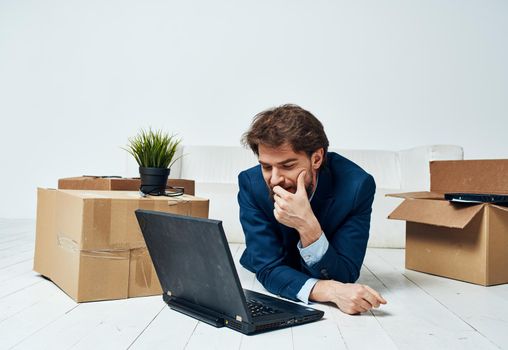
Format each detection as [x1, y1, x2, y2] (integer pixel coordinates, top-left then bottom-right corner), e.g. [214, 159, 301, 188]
[238, 152, 376, 301]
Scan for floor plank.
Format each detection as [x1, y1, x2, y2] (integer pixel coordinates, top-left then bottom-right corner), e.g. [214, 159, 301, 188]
[363, 250, 499, 350]
[292, 309, 347, 350]
[373, 248, 508, 349]
[0, 221, 35, 240]
[12, 296, 164, 350]
[0, 238, 35, 254]
[0, 270, 43, 299]
[329, 264, 398, 350]
[0, 279, 57, 323]
[0, 243, 34, 260]
[0, 232, 34, 246]
[128, 306, 199, 350]
[0, 259, 34, 283]
[0, 250, 34, 270]
[240, 327, 293, 350]
[185, 320, 243, 350]
[0, 287, 78, 349]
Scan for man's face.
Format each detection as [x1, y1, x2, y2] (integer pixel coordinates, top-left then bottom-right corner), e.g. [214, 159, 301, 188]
[258, 143, 323, 200]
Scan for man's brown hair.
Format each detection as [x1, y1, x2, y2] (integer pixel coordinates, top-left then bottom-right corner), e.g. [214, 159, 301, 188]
[241, 104, 329, 165]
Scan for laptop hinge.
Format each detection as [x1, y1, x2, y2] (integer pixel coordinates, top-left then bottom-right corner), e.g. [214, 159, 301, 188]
[166, 296, 226, 328]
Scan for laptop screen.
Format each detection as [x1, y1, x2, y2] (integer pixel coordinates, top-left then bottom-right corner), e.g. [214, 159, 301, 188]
[135, 210, 251, 322]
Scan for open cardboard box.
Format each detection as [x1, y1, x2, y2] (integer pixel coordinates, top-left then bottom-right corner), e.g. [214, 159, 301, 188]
[34, 189, 209, 302]
[387, 160, 508, 286]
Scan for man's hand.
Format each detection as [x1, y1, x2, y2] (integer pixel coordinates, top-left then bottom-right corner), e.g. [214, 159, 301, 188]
[310, 280, 387, 315]
[273, 170, 321, 246]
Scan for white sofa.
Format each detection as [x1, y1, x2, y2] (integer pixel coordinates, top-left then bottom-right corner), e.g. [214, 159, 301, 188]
[169, 145, 463, 248]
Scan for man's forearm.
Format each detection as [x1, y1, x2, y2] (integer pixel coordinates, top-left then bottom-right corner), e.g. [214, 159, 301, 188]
[309, 279, 333, 302]
[309, 279, 387, 315]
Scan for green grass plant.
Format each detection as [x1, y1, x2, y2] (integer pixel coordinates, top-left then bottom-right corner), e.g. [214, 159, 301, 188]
[124, 128, 182, 168]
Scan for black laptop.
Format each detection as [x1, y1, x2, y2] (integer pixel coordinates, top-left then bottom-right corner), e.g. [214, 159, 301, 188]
[135, 209, 324, 335]
[445, 193, 508, 204]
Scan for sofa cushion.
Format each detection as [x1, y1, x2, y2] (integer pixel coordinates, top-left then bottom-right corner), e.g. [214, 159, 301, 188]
[331, 148, 401, 189]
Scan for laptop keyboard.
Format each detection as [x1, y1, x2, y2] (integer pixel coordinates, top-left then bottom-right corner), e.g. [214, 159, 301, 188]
[246, 299, 282, 318]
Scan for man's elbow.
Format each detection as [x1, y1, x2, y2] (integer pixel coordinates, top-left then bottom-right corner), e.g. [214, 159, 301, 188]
[255, 266, 272, 289]
[255, 268, 281, 296]
[349, 268, 361, 283]
[328, 263, 360, 284]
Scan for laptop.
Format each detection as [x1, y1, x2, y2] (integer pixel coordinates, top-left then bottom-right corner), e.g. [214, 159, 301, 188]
[135, 209, 324, 335]
[445, 193, 508, 204]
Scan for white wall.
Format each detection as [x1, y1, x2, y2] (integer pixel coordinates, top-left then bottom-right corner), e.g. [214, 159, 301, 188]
[1, 0, 507, 218]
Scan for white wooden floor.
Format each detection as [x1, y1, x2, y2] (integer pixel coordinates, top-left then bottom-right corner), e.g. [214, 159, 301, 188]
[0, 219, 507, 350]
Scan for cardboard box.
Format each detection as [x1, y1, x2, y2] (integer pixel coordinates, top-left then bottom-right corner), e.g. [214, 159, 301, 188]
[58, 176, 195, 196]
[34, 188, 209, 302]
[388, 160, 508, 286]
[430, 159, 508, 195]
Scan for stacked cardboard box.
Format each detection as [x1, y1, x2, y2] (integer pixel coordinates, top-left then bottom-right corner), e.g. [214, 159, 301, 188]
[388, 160, 508, 286]
[58, 176, 195, 195]
[34, 189, 209, 302]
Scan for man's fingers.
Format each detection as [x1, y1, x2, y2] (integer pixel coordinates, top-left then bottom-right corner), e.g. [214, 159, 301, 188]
[351, 305, 368, 314]
[273, 208, 280, 221]
[362, 291, 380, 308]
[272, 185, 290, 198]
[295, 170, 307, 195]
[364, 285, 387, 304]
[338, 303, 365, 315]
[274, 202, 289, 222]
[273, 194, 285, 209]
[357, 298, 373, 311]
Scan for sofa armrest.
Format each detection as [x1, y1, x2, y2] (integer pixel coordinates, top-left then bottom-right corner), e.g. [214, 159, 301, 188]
[178, 145, 258, 183]
[399, 145, 464, 191]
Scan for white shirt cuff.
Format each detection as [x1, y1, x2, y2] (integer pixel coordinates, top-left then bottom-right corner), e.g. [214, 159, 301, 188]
[296, 278, 319, 304]
[297, 232, 329, 267]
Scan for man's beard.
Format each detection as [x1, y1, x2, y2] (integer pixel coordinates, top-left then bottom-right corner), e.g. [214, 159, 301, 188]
[268, 182, 315, 202]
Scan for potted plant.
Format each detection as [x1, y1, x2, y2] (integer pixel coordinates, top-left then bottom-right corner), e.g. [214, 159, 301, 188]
[124, 128, 182, 195]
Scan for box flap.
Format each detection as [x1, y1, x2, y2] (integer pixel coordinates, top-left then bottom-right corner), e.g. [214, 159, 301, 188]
[386, 191, 445, 200]
[487, 205, 508, 285]
[491, 204, 508, 212]
[431, 160, 508, 194]
[388, 198, 485, 228]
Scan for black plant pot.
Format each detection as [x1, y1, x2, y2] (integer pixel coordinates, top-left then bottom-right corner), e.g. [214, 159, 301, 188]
[139, 167, 170, 195]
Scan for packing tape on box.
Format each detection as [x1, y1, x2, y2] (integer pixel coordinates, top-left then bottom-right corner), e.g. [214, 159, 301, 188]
[57, 234, 129, 260]
[131, 248, 155, 288]
[80, 250, 130, 260]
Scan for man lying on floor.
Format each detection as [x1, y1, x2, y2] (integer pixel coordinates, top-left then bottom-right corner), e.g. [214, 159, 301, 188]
[238, 104, 387, 315]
